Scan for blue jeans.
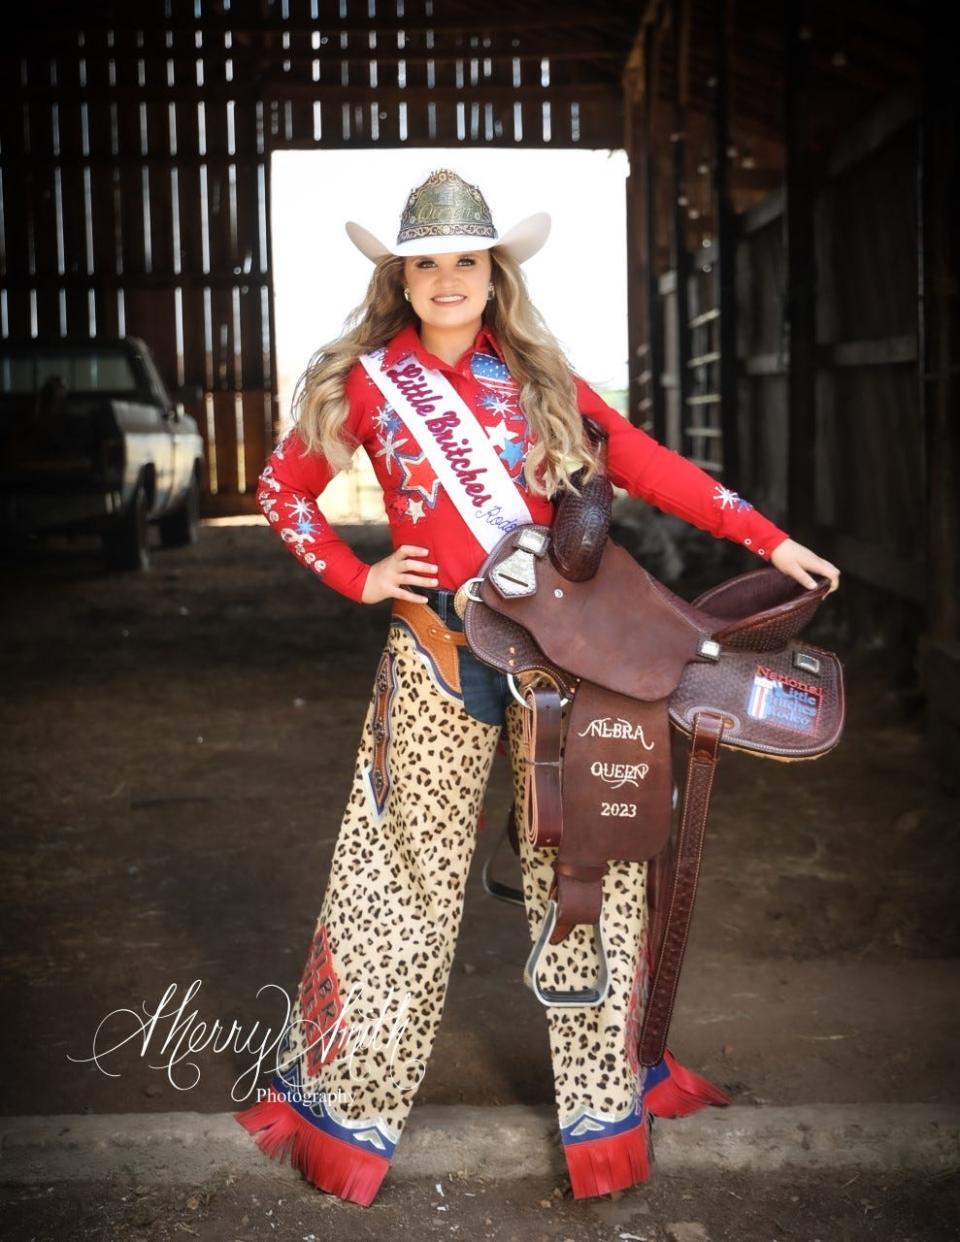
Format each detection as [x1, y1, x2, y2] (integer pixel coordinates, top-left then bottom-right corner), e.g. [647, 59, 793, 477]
[425, 589, 513, 728]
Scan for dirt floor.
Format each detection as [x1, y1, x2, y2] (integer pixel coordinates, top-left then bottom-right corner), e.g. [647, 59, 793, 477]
[1, 516, 958, 1238]
[3, 1168, 960, 1242]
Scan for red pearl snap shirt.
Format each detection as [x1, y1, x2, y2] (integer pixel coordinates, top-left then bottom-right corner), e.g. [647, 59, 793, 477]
[256, 321, 791, 602]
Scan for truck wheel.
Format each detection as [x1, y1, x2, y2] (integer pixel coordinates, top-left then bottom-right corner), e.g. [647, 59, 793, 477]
[103, 480, 150, 572]
[159, 472, 200, 548]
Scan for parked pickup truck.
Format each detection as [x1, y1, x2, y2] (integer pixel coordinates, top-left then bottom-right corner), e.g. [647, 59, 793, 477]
[0, 337, 204, 570]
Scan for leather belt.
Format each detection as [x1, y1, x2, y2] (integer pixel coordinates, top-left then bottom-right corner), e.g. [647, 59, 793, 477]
[418, 587, 458, 615]
[391, 595, 467, 695]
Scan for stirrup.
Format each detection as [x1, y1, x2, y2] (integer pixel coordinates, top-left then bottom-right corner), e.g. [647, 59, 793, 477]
[523, 899, 610, 1007]
[481, 817, 524, 906]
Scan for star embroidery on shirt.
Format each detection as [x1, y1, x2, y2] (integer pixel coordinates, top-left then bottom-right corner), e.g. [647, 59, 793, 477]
[406, 498, 426, 524]
[397, 451, 441, 506]
[373, 427, 411, 475]
[484, 418, 510, 452]
[373, 403, 402, 436]
[293, 517, 321, 543]
[384, 491, 409, 521]
[713, 484, 742, 510]
[478, 391, 517, 419]
[286, 496, 317, 522]
[500, 436, 525, 471]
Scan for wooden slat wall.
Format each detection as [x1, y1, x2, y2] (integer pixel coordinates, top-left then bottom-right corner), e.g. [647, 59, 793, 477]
[629, 0, 925, 603]
[736, 213, 790, 526]
[734, 111, 924, 601]
[1, 0, 629, 515]
[814, 121, 923, 599]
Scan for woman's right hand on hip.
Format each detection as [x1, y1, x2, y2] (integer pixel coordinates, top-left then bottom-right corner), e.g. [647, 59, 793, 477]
[361, 545, 439, 604]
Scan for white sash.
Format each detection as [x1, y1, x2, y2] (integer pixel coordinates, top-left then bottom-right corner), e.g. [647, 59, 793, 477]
[358, 345, 535, 553]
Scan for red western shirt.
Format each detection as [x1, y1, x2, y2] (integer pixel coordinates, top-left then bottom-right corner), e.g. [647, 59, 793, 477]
[256, 321, 791, 603]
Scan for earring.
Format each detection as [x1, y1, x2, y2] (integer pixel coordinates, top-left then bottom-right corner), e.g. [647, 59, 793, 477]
[403, 288, 411, 302]
[487, 284, 495, 301]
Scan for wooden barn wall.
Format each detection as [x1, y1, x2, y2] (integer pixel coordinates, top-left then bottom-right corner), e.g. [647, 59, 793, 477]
[815, 120, 923, 602]
[623, 0, 928, 614]
[1, 1, 627, 516]
[736, 201, 789, 527]
[734, 89, 923, 602]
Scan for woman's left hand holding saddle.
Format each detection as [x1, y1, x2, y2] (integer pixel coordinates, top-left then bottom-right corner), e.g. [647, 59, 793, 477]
[770, 538, 841, 594]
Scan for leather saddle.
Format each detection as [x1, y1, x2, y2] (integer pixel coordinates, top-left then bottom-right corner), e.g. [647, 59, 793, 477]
[460, 418, 845, 1067]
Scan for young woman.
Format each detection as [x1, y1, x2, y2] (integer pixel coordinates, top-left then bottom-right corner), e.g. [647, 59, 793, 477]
[235, 168, 840, 1207]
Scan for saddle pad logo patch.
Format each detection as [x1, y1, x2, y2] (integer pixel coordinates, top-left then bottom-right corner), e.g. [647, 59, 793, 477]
[746, 664, 822, 735]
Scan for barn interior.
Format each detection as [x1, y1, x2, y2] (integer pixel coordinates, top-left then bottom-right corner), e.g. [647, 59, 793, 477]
[1, 2, 958, 1236]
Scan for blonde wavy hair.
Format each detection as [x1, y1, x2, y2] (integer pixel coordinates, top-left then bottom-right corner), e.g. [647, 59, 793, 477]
[287, 247, 606, 498]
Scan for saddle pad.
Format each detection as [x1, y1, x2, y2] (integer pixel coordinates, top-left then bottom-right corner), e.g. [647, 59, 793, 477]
[668, 640, 845, 759]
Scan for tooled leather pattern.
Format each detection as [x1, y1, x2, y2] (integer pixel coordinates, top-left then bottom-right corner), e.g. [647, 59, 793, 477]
[549, 416, 612, 583]
[464, 593, 579, 697]
[669, 641, 845, 757]
[550, 470, 613, 583]
[369, 649, 396, 814]
[638, 710, 723, 1067]
[694, 568, 832, 652]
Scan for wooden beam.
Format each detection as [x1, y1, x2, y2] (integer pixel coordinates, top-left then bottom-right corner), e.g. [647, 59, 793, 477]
[0, 274, 274, 289]
[832, 534, 924, 603]
[783, 3, 819, 538]
[822, 337, 918, 368]
[4, 37, 628, 62]
[919, 24, 959, 642]
[644, 18, 667, 443]
[11, 15, 636, 39]
[671, 0, 693, 458]
[713, 0, 738, 487]
[740, 187, 784, 235]
[825, 79, 921, 178]
[12, 82, 624, 105]
[743, 353, 787, 376]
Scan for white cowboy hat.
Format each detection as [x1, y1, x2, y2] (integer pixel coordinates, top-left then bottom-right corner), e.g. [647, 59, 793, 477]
[345, 167, 551, 264]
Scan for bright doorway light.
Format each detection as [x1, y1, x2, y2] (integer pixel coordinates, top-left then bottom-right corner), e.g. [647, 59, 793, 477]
[270, 148, 629, 522]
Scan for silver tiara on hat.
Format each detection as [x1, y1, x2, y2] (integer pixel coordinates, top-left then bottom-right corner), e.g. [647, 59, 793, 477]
[345, 167, 550, 264]
[397, 168, 496, 245]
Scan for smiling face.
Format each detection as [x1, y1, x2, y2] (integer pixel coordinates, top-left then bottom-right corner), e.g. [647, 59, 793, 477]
[402, 250, 493, 332]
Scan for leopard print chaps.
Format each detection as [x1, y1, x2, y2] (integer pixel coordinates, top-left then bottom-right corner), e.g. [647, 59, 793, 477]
[234, 605, 719, 1205]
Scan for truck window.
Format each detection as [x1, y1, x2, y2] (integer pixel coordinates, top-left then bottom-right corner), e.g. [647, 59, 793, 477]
[0, 349, 139, 395]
